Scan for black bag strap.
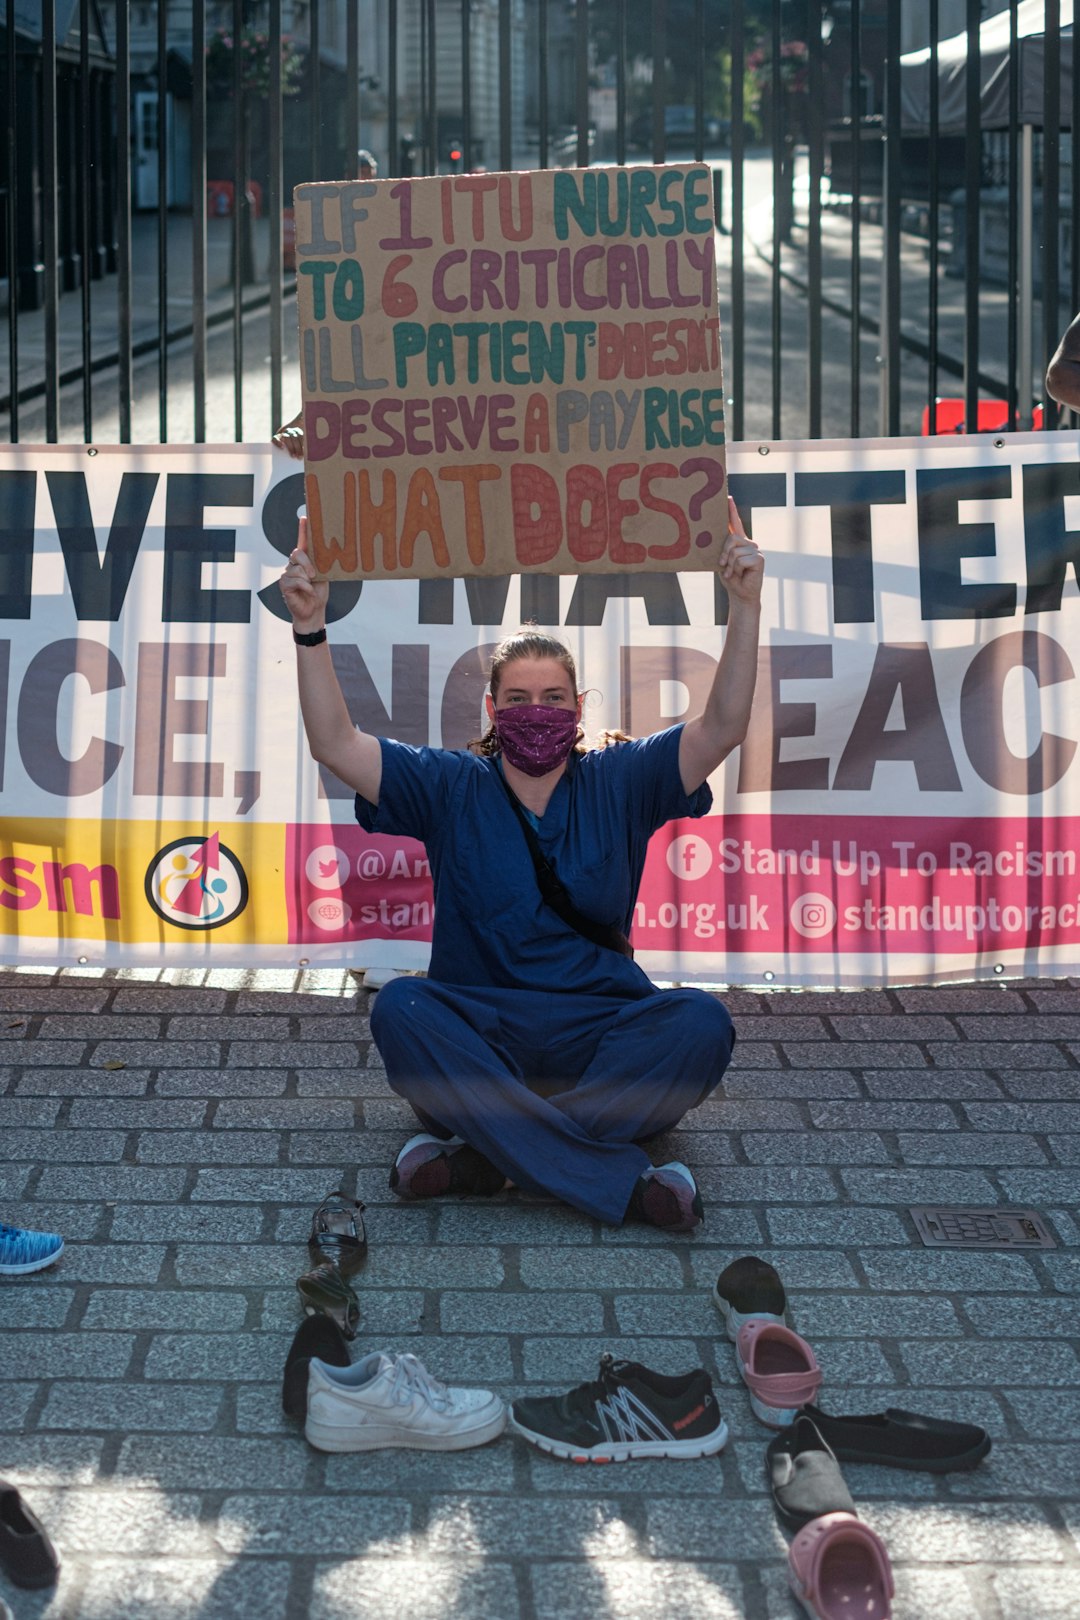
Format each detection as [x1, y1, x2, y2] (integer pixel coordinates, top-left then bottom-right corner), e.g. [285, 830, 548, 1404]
[493, 765, 634, 958]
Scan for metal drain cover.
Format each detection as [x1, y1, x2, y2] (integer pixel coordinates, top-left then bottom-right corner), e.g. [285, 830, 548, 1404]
[910, 1206, 1057, 1250]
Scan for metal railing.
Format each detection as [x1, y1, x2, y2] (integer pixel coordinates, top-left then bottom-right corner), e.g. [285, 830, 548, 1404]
[1, 0, 1075, 446]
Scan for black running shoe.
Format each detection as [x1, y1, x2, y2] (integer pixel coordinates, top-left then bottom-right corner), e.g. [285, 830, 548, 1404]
[510, 1352, 729, 1462]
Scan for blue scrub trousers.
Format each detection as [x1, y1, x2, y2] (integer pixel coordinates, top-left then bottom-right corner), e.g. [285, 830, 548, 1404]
[370, 978, 735, 1225]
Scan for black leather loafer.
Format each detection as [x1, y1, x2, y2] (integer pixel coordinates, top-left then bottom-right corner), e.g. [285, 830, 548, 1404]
[799, 1403, 992, 1472]
[282, 1313, 353, 1417]
[0, 1479, 59, 1589]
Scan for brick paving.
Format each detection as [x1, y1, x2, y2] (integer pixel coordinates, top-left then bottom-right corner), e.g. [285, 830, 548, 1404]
[1, 966, 1079, 1620]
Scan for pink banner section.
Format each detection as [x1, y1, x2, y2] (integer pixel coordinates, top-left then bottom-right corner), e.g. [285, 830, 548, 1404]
[287, 814, 1080, 966]
[286, 825, 434, 946]
[634, 814, 1080, 960]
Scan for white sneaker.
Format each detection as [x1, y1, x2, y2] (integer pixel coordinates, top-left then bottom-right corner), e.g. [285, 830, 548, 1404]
[304, 1351, 507, 1453]
[361, 967, 402, 991]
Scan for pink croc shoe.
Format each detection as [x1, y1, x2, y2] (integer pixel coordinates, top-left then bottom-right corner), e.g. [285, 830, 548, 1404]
[788, 1511, 894, 1620]
[735, 1319, 822, 1428]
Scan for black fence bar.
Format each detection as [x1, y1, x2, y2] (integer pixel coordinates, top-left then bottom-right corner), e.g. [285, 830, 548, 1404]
[231, 0, 244, 439]
[1005, 0, 1018, 429]
[5, 0, 18, 440]
[387, 0, 398, 177]
[1043, 0, 1061, 430]
[1073, 16, 1080, 329]
[882, 0, 901, 434]
[730, 0, 744, 443]
[807, 3, 823, 438]
[770, 0, 781, 438]
[42, 0, 59, 441]
[963, 0, 981, 432]
[693, 0, 704, 164]
[157, 0, 168, 442]
[191, 0, 207, 442]
[346, 0, 359, 171]
[115, 0, 132, 441]
[310, 0, 322, 181]
[928, 0, 940, 433]
[78, 0, 91, 440]
[652, 0, 667, 166]
[418, 0, 429, 172]
[614, 0, 626, 167]
[849, 0, 861, 437]
[498, 0, 511, 171]
[536, 0, 547, 167]
[575, 0, 589, 168]
[427, 0, 438, 174]
[268, 0, 283, 436]
[463, 0, 474, 174]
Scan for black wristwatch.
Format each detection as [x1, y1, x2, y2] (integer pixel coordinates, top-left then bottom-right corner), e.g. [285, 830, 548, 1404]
[293, 627, 327, 647]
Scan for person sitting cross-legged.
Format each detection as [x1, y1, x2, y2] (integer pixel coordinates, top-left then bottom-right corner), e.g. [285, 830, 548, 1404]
[279, 498, 763, 1232]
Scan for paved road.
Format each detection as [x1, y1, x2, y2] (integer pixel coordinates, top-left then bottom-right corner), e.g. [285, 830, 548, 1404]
[2, 964, 1079, 1619]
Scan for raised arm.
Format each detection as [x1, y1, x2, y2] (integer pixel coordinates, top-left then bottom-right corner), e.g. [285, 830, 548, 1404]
[279, 517, 383, 802]
[678, 495, 764, 794]
[1046, 312, 1080, 411]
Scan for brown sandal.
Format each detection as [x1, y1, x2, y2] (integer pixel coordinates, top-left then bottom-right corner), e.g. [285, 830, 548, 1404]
[295, 1264, 361, 1340]
[307, 1191, 367, 1277]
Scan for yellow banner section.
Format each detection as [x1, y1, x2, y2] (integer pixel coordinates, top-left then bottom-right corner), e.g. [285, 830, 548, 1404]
[0, 820, 288, 947]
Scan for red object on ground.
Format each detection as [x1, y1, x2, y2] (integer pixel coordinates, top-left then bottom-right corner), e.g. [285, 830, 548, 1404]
[921, 398, 1045, 434]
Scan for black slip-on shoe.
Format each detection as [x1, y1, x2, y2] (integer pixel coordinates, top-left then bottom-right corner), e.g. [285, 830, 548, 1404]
[767, 1415, 857, 1532]
[282, 1313, 353, 1418]
[510, 1352, 728, 1462]
[0, 1479, 59, 1590]
[799, 1403, 992, 1473]
[713, 1254, 788, 1341]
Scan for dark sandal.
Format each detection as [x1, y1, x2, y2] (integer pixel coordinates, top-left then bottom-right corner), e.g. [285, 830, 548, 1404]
[308, 1191, 368, 1277]
[296, 1263, 361, 1340]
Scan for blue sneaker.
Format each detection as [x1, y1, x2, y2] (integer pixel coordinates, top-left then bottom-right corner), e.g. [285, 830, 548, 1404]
[0, 1223, 64, 1275]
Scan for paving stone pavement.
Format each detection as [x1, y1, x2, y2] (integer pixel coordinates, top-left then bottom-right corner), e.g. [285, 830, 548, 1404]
[1, 964, 1079, 1620]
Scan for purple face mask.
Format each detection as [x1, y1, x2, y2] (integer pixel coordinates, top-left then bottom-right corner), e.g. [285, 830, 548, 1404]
[493, 703, 579, 777]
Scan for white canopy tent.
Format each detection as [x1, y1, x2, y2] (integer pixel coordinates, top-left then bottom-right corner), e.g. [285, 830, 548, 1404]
[899, 0, 1074, 421]
[900, 0, 1073, 133]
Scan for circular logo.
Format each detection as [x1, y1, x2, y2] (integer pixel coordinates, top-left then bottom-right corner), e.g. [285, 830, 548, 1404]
[789, 892, 837, 940]
[666, 834, 713, 882]
[144, 834, 248, 931]
[307, 896, 352, 932]
[306, 844, 351, 890]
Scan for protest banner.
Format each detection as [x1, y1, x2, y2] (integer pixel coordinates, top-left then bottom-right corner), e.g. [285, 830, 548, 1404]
[292, 165, 727, 580]
[3, 433, 1080, 986]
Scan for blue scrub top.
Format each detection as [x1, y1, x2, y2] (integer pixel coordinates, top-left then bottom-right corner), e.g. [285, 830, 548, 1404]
[355, 723, 711, 999]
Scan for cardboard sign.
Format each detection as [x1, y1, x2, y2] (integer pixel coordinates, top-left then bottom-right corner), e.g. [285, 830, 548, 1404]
[292, 165, 726, 580]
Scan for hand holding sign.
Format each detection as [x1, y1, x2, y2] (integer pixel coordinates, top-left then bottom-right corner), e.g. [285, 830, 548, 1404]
[718, 496, 764, 609]
[278, 517, 329, 631]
